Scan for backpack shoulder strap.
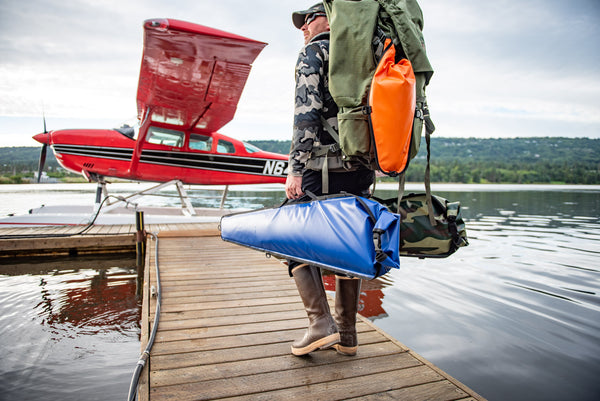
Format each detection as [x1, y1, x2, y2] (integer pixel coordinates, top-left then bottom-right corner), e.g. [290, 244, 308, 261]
[316, 115, 342, 194]
[320, 115, 341, 145]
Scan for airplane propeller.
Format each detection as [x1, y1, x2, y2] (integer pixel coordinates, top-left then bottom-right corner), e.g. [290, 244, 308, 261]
[35, 116, 49, 183]
[37, 144, 47, 183]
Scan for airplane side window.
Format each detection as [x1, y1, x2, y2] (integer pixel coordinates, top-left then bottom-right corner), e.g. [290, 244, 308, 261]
[217, 139, 235, 154]
[146, 127, 184, 148]
[189, 134, 213, 151]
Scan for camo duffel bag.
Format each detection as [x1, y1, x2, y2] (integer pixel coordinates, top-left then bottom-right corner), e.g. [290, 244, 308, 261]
[374, 193, 468, 258]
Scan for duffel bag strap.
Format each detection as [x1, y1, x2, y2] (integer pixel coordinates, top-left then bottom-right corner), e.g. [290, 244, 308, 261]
[396, 172, 405, 214]
[424, 115, 436, 226]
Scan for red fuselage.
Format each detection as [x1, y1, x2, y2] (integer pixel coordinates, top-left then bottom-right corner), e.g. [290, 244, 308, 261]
[33, 125, 288, 185]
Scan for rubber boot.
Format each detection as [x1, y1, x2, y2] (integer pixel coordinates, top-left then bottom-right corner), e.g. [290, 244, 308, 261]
[333, 276, 362, 356]
[291, 264, 340, 356]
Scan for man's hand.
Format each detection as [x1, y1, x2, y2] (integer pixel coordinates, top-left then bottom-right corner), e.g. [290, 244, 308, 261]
[285, 175, 304, 199]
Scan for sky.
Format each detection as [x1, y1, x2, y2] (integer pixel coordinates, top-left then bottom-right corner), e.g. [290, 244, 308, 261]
[0, 0, 599, 147]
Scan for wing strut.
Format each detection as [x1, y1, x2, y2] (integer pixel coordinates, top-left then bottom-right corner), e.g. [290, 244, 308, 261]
[128, 107, 153, 178]
[100, 180, 197, 216]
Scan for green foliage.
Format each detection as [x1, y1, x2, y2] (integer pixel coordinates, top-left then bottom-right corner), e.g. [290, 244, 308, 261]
[0, 146, 80, 182]
[404, 137, 600, 184]
[1, 137, 599, 184]
[0, 146, 60, 174]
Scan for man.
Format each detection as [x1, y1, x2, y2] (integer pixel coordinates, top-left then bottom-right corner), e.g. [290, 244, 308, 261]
[286, 3, 374, 357]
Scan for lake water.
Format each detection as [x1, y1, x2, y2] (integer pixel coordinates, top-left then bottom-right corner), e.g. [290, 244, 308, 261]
[1, 183, 599, 400]
[0, 255, 139, 401]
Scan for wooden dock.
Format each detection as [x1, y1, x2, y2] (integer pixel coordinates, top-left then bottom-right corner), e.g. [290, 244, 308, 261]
[0, 222, 485, 399]
[0, 222, 217, 258]
[137, 229, 486, 401]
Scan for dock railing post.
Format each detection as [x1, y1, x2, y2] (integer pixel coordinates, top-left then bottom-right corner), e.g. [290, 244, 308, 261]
[135, 211, 146, 298]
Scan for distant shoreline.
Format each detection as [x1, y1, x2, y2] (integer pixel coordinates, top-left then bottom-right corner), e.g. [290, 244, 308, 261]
[1, 181, 599, 191]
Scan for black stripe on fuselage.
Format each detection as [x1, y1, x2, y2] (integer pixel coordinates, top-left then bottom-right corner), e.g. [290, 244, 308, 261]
[52, 144, 133, 160]
[139, 150, 287, 176]
[52, 145, 288, 177]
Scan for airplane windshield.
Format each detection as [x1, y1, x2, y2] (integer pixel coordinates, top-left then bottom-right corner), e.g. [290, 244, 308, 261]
[243, 142, 261, 153]
[114, 120, 139, 139]
[146, 126, 184, 147]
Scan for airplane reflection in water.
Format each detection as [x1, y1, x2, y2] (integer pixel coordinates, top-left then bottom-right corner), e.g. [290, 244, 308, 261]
[37, 270, 139, 334]
[15, 262, 142, 335]
[27, 267, 394, 336]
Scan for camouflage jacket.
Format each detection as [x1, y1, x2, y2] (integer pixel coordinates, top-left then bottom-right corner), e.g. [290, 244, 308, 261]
[288, 32, 339, 176]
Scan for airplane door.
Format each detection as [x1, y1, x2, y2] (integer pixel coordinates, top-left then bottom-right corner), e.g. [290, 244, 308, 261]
[137, 126, 185, 181]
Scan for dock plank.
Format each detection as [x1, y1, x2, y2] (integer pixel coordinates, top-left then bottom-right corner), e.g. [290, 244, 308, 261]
[138, 232, 486, 400]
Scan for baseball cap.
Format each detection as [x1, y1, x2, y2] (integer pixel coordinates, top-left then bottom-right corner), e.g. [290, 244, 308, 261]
[292, 3, 326, 29]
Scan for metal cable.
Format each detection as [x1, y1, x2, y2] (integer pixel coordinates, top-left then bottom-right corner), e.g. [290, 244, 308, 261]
[127, 231, 160, 401]
[0, 195, 136, 239]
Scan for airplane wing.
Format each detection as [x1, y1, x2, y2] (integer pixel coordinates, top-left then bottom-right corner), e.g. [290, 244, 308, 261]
[136, 18, 267, 132]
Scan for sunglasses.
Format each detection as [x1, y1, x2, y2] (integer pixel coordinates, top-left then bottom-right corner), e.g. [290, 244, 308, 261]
[304, 12, 326, 26]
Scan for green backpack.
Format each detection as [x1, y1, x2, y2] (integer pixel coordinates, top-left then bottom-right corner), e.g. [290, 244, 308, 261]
[323, 0, 434, 164]
[322, 0, 437, 221]
[322, 1, 470, 259]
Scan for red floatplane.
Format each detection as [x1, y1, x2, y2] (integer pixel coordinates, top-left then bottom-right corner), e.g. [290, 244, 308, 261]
[33, 18, 288, 192]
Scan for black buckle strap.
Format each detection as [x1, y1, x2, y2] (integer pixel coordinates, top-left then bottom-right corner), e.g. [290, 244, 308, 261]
[373, 229, 388, 263]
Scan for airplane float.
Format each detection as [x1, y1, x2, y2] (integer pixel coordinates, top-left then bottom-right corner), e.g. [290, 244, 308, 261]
[33, 18, 289, 210]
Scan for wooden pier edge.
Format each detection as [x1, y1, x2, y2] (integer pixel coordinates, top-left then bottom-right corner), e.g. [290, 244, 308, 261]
[136, 228, 487, 401]
[356, 316, 486, 400]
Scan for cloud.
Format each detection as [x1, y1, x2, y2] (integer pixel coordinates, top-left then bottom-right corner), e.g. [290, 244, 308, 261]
[0, 0, 598, 146]
[421, 0, 600, 137]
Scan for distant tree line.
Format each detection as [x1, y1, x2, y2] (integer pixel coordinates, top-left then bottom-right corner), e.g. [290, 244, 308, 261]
[249, 137, 600, 185]
[1, 137, 598, 184]
[0, 146, 77, 183]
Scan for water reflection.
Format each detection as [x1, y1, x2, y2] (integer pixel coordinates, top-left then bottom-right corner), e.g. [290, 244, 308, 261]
[34, 267, 140, 336]
[323, 272, 395, 321]
[0, 256, 140, 400]
[368, 188, 600, 401]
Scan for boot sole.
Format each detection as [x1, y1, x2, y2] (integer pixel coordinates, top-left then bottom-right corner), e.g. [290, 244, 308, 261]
[291, 333, 340, 356]
[333, 343, 358, 356]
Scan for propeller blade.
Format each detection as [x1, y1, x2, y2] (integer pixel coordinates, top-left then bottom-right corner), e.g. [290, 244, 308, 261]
[37, 144, 47, 183]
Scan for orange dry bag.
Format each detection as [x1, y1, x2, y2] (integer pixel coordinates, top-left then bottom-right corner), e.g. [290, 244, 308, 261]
[368, 40, 416, 176]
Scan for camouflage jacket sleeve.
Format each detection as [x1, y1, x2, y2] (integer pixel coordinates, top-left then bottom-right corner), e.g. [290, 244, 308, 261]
[288, 40, 329, 176]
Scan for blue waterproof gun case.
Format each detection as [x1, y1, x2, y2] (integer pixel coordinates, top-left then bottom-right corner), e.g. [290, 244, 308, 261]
[220, 193, 400, 280]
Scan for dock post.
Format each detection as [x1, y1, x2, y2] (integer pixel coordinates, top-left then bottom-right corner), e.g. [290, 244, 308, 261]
[93, 181, 103, 214]
[135, 211, 146, 298]
[220, 185, 229, 209]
